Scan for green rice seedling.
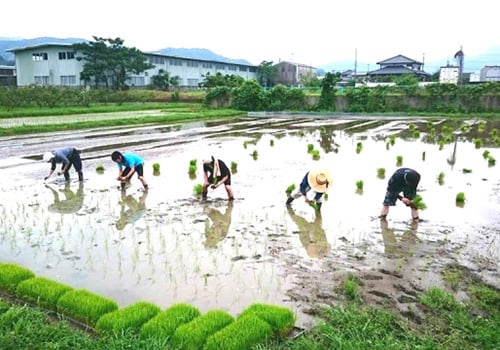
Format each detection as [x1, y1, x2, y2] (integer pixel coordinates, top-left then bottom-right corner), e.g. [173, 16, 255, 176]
[462, 168, 472, 173]
[437, 172, 445, 185]
[323, 192, 329, 201]
[16, 277, 72, 309]
[298, 129, 305, 137]
[140, 303, 201, 339]
[355, 142, 362, 154]
[307, 143, 314, 153]
[355, 180, 364, 192]
[389, 135, 396, 146]
[488, 155, 496, 166]
[396, 155, 403, 166]
[342, 275, 360, 302]
[460, 123, 469, 133]
[189, 159, 196, 167]
[230, 161, 237, 174]
[188, 164, 196, 175]
[482, 150, 490, 159]
[439, 140, 445, 150]
[269, 139, 274, 146]
[285, 184, 296, 196]
[412, 194, 427, 210]
[478, 121, 486, 132]
[239, 303, 296, 336]
[95, 301, 160, 335]
[456, 192, 466, 203]
[491, 128, 499, 137]
[422, 151, 426, 161]
[413, 130, 420, 138]
[243, 141, 248, 149]
[193, 184, 203, 195]
[408, 122, 415, 131]
[311, 149, 320, 160]
[204, 314, 273, 350]
[0, 263, 35, 293]
[474, 138, 482, 149]
[95, 164, 105, 173]
[252, 149, 258, 160]
[56, 289, 118, 326]
[152, 163, 160, 172]
[377, 168, 386, 179]
[170, 310, 234, 350]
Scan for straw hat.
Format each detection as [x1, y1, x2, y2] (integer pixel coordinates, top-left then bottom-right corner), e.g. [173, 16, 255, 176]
[308, 167, 333, 193]
[42, 152, 54, 162]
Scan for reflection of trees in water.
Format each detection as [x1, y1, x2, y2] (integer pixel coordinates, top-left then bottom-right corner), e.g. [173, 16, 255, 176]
[116, 190, 148, 230]
[204, 202, 234, 248]
[379, 219, 418, 257]
[47, 182, 84, 214]
[287, 207, 331, 259]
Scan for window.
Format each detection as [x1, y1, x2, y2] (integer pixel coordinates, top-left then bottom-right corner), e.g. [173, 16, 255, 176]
[187, 61, 199, 67]
[202, 63, 213, 68]
[228, 65, 237, 71]
[129, 76, 145, 86]
[215, 64, 225, 70]
[60, 75, 76, 86]
[34, 76, 49, 85]
[150, 56, 165, 64]
[58, 51, 75, 60]
[187, 78, 199, 86]
[169, 59, 183, 66]
[239, 66, 247, 72]
[32, 52, 48, 61]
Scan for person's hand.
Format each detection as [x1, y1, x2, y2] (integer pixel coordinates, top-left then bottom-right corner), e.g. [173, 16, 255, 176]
[402, 197, 411, 205]
[57, 171, 62, 176]
[210, 184, 217, 189]
[304, 197, 310, 203]
[44, 176, 49, 181]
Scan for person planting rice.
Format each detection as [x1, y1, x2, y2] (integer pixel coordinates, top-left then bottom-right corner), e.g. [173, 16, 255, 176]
[202, 156, 234, 200]
[111, 151, 149, 191]
[286, 167, 333, 211]
[380, 167, 421, 221]
[43, 147, 83, 182]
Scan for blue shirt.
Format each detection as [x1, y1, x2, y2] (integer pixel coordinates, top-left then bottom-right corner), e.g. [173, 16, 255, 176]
[116, 153, 144, 170]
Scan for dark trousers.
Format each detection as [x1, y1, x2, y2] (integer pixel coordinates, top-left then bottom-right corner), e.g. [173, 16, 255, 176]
[64, 149, 83, 181]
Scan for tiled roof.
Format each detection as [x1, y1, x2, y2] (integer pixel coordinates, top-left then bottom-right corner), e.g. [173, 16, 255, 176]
[376, 54, 422, 65]
[369, 66, 431, 76]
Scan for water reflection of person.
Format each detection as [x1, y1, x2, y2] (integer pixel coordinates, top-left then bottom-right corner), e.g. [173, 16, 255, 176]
[46, 182, 84, 214]
[203, 201, 234, 248]
[287, 206, 331, 259]
[115, 189, 148, 230]
[379, 219, 418, 257]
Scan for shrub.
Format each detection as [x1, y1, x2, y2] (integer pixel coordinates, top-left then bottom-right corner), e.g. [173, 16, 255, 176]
[170, 310, 234, 350]
[56, 289, 118, 326]
[239, 303, 296, 336]
[140, 303, 201, 339]
[95, 301, 160, 335]
[0, 263, 35, 293]
[204, 314, 273, 350]
[16, 277, 72, 309]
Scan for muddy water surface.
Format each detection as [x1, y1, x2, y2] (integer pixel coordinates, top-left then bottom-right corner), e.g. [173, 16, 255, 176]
[0, 114, 499, 329]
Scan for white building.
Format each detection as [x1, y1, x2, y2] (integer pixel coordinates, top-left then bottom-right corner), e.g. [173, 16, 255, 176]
[439, 65, 459, 84]
[480, 66, 500, 82]
[8, 43, 258, 88]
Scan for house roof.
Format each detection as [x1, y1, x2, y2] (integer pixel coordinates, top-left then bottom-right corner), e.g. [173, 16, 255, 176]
[7, 43, 75, 52]
[369, 66, 431, 76]
[376, 54, 423, 65]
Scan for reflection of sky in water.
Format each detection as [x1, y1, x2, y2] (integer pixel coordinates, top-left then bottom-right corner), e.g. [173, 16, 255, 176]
[0, 116, 499, 328]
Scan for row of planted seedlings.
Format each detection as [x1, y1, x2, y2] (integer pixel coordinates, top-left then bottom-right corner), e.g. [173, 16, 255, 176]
[0, 262, 296, 350]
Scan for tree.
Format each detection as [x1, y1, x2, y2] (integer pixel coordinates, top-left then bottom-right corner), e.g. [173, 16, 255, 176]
[199, 72, 244, 88]
[72, 37, 153, 90]
[150, 69, 180, 90]
[317, 72, 341, 111]
[256, 61, 277, 88]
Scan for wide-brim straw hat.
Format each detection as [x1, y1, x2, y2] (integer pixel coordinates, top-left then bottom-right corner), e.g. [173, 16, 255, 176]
[308, 167, 333, 193]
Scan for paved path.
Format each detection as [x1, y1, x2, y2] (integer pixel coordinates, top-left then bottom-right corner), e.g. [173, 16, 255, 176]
[0, 110, 166, 128]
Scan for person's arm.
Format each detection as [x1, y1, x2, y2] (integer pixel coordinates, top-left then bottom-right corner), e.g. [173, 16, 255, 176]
[120, 167, 136, 181]
[44, 160, 57, 180]
[299, 173, 310, 202]
[56, 154, 71, 175]
[212, 175, 228, 189]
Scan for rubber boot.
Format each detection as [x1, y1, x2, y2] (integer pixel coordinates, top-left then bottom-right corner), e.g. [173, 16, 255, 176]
[286, 197, 294, 205]
[202, 191, 208, 200]
[78, 171, 83, 182]
[64, 172, 70, 182]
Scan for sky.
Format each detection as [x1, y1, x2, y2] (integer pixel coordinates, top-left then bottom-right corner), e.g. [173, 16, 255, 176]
[2, 0, 499, 72]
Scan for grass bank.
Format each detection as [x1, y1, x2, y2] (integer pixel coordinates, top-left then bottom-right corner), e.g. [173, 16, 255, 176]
[1, 269, 499, 349]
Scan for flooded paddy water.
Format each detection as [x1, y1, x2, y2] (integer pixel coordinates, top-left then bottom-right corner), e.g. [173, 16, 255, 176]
[0, 113, 499, 329]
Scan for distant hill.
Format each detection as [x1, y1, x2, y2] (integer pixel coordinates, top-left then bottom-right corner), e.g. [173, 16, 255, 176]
[152, 47, 252, 65]
[0, 37, 252, 66]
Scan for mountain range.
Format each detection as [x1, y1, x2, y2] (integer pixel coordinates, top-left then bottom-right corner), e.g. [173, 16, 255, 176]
[1, 37, 499, 74]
